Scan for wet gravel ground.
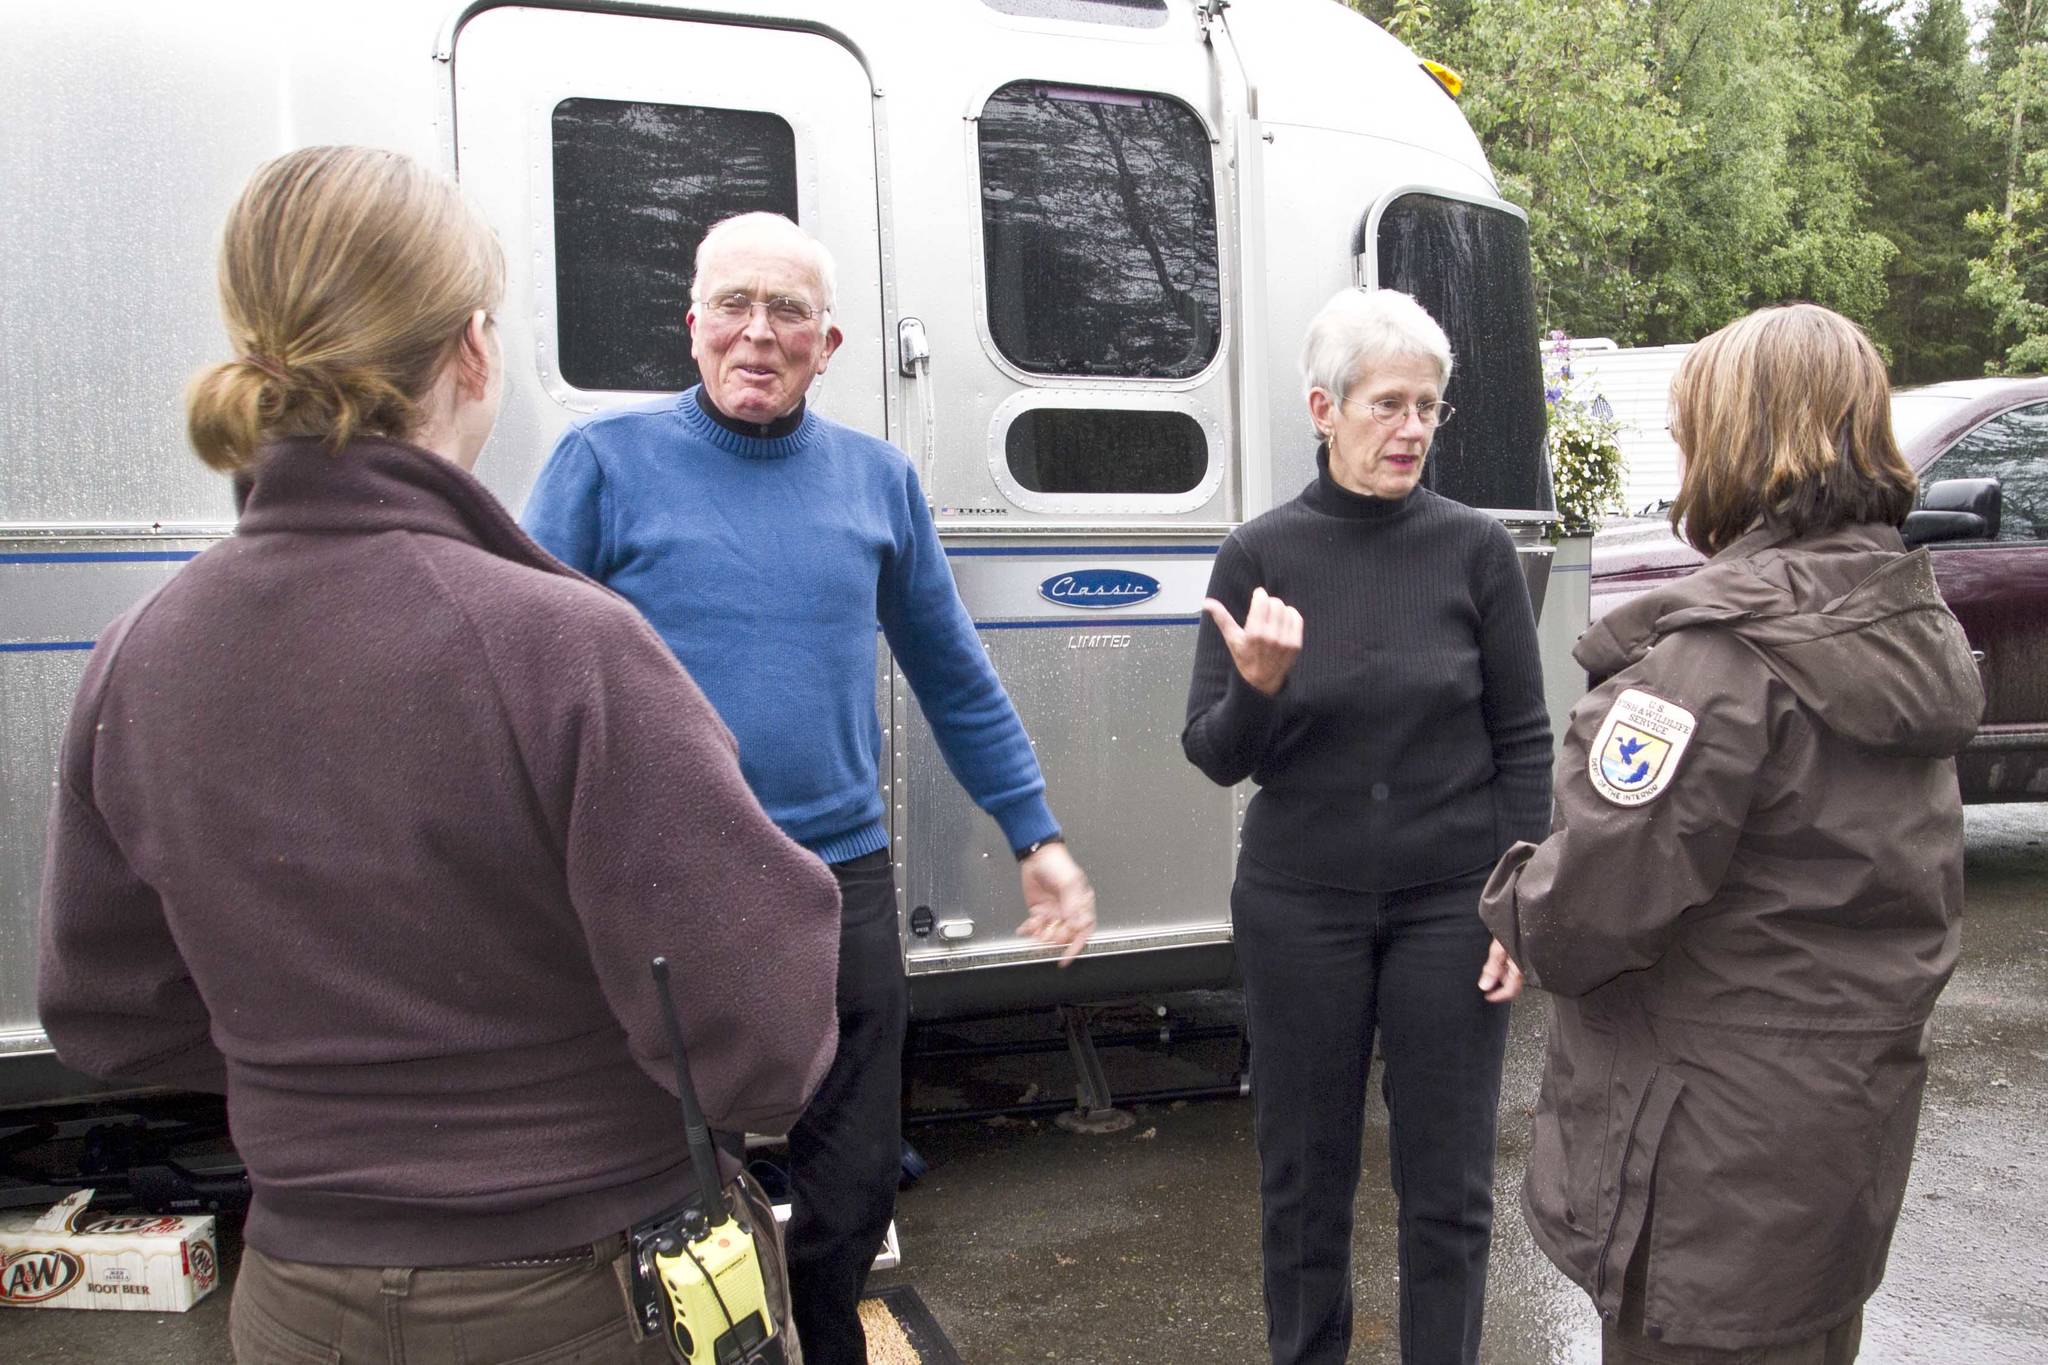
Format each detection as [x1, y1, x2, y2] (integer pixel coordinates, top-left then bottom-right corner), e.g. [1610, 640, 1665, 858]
[1, 803, 2042, 1362]
[885, 801, 2048, 1364]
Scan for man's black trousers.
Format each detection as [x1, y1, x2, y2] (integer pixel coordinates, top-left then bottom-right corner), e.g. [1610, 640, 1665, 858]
[785, 848, 907, 1365]
[1233, 857, 1511, 1365]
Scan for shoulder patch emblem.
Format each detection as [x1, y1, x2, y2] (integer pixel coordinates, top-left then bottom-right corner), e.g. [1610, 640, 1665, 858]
[1587, 688, 1697, 807]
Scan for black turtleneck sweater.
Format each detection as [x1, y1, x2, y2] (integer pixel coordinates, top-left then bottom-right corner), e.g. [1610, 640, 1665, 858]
[1182, 450, 1553, 892]
[696, 385, 804, 439]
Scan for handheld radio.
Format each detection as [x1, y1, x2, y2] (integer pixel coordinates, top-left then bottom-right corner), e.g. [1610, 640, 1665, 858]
[630, 955, 787, 1365]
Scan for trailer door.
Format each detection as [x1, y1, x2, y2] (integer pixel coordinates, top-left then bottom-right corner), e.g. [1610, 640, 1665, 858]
[451, 6, 884, 506]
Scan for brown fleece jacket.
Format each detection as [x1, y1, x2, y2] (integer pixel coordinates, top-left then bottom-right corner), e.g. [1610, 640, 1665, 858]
[37, 437, 840, 1267]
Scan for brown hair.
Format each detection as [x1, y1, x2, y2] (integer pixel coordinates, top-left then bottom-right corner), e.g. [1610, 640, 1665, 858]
[1667, 303, 1915, 556]
[185, 146, 505, 472]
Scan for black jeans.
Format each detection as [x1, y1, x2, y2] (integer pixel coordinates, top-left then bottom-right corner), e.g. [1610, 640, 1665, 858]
[1233, 857, 1510, 1365]
[785, 849, 907, 1365]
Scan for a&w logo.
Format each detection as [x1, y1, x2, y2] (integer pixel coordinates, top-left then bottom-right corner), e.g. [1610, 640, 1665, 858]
[190, 1240, 218, 1292]
[1, 1249, 84, 1303]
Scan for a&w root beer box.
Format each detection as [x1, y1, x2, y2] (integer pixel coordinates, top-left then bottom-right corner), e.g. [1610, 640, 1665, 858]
[0, 1189, 219, 1313]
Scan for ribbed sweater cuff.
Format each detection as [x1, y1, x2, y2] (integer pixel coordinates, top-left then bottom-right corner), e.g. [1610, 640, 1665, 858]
[1217, 668, 1282, 737]
[987, 793, 1060, 856]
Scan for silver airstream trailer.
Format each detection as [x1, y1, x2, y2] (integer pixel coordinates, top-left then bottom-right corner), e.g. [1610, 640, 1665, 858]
[0, 0, 1559, 1108]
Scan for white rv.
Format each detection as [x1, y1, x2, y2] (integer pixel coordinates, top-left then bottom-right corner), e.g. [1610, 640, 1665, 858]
[1, 0, 1563, 1108]
[1558, 340, 1695, 514]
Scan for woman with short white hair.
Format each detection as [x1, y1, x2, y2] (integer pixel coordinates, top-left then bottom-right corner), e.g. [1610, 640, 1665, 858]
[1183, 287, 1551, 1365]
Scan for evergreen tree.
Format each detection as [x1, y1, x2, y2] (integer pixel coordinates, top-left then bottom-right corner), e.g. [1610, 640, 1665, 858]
[1758, 1, 1898, 324]
[1450, 0, 1688, 339]
[1968, 0, 2048, 372]
[1635, 0, 1893, 342]
[1339, 0, 2000, 370]
[1868, 0, 2000, 380]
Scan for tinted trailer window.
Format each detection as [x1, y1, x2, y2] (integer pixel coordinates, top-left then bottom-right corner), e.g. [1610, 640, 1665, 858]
[978, 82, 1220, 381]
[1372, 195, 1551, 514]
[552, 98, 798, 393]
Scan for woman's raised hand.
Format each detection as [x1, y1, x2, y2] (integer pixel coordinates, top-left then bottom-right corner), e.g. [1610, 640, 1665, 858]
[1201, 587, 1303, 697]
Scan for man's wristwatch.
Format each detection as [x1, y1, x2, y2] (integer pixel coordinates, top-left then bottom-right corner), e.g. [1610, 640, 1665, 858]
[1015, 833, 1065, 861]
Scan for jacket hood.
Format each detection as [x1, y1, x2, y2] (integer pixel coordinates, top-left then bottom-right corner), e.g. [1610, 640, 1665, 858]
[1576, 522, 1984, 757]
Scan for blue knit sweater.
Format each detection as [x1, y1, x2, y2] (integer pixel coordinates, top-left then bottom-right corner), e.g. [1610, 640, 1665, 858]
[522, 389, 1057, 865]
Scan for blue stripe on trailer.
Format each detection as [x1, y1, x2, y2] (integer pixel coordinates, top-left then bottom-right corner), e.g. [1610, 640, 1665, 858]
[0, 551, 203, 564]
[945, 545, 1220, 558]
[0, 641, 96, 652]
[974, 615, 1199, 630]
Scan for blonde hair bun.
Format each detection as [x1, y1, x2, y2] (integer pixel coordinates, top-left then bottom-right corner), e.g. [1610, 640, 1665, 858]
[185, 146, 504, 472]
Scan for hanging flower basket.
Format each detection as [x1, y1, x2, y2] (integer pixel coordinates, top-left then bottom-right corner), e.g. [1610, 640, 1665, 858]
[1543, 330, 1627, 535]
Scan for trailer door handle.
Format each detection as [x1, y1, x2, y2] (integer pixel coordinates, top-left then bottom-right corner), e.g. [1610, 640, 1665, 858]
[898, 316, 930, 377]
[898, 316, 938, 500]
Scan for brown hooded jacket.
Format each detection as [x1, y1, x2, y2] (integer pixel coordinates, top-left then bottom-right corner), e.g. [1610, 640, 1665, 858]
[1481, 520, 1984, 1350]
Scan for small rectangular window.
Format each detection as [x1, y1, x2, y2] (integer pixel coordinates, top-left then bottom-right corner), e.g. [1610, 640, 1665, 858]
[1006, 409, 1207, 495]
[1374, 196, 1551, 514]
[979, 82, 1220, 379]
[980, 0, 1169, 26]
[552, 98, 797, 393]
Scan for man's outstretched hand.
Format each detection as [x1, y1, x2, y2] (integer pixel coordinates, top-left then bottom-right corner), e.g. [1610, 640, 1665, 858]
[1017, 842, 1096, 966]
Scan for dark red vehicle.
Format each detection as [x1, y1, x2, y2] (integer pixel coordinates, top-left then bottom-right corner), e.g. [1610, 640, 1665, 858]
[1590, 376, 2048, 802]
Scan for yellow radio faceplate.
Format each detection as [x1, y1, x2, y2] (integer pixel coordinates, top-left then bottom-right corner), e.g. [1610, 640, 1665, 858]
[651, 1221, 775, 1364]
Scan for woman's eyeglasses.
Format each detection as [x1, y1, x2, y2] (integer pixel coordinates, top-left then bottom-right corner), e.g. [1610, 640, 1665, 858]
[698, 291, 825, 331]
[1344, 396, 1455, 428]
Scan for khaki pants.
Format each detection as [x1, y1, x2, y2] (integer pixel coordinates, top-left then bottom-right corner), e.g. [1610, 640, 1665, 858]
[232, 1233, 666, 1364]
[231, 1179, 796, 1364]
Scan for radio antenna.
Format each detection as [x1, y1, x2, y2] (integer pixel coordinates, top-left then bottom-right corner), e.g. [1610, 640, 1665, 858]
[650, 956, 731, 1230]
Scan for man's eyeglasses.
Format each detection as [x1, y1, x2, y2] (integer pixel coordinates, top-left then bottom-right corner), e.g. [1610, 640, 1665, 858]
[1344, 396, 1455, 428]
[699, 291, 825, 331]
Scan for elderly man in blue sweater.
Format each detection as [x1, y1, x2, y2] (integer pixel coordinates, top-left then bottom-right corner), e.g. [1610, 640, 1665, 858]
[523, 210, 1095, 1365]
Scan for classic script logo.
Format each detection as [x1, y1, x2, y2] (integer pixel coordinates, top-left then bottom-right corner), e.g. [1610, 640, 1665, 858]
[1, 1249, 84, 1304]
[1037, 569, 1161, 610]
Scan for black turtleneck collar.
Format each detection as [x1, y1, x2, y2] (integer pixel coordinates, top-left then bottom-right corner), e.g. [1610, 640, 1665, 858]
[695, 385, 806, 440]
[1301, 442, 1420, 521]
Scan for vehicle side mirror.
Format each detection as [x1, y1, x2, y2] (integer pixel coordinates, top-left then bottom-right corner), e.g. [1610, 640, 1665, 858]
[1904, 477, 2002, 548]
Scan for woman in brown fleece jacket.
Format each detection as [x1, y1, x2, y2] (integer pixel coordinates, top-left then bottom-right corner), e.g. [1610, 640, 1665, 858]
[36, 147, 841, 1363]
[1482, 305, 1984, 1364]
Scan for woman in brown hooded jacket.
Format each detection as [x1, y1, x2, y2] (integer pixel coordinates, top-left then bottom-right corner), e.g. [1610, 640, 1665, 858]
[1480, 304, 1985, 1364]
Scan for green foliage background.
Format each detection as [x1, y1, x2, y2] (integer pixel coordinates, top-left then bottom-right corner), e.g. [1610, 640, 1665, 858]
[1347, 0, 2048, 380]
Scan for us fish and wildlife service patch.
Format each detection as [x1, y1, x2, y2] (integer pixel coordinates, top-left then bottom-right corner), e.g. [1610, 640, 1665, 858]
[1587, 688, 1697, 807]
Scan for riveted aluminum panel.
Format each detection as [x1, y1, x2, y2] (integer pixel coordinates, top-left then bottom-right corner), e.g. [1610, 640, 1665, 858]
[898, 541, 1240, 976]
[0, 539, 216, 1059]
[0, 0, 455, 527]
[0, 649, 89, 1060]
